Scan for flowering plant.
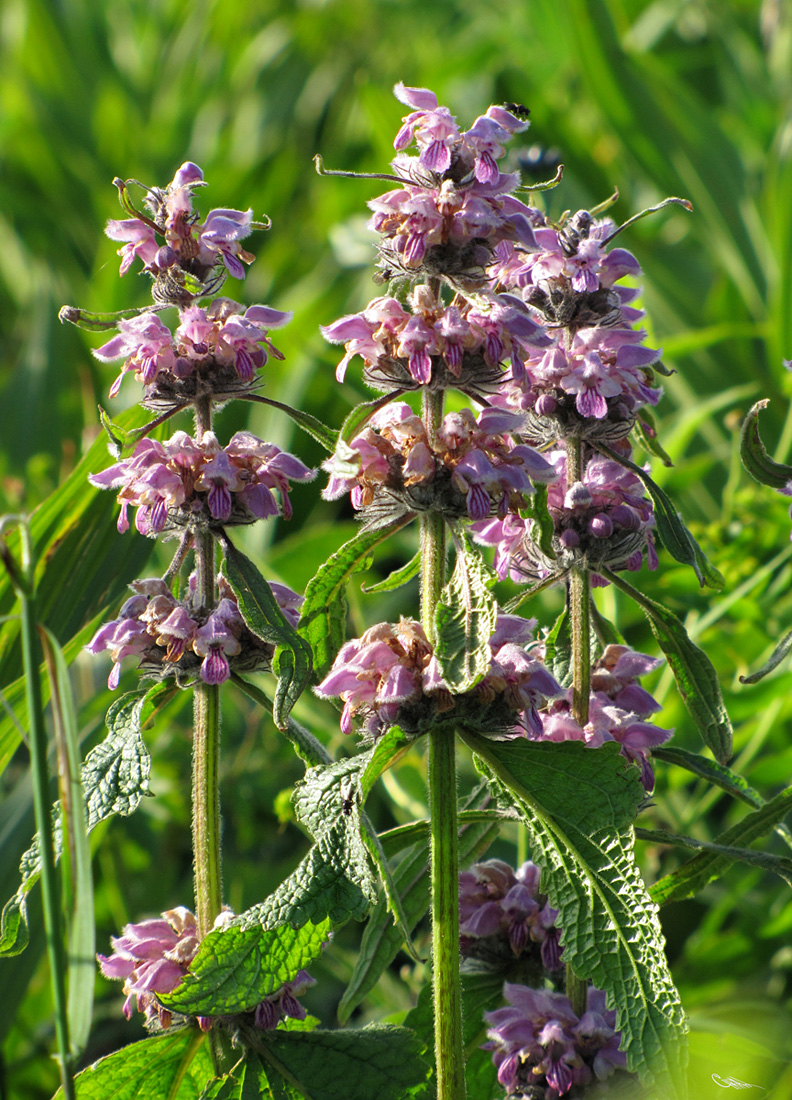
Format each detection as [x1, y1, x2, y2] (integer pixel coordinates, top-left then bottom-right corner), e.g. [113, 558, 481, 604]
[2, 81, 791, 1100]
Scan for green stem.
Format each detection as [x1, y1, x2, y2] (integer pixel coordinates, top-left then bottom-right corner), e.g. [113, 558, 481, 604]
[565, 437, 590, 1019]
[16, 535, 74, 1098]
[420, 385, 465, 1099]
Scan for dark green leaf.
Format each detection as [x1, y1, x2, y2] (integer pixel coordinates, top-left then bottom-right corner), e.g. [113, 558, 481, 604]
[521, 481, 555, 560]
[544, 607, 572, 687]
[602, 568, 732, 763]
[55, 1029, 212, 1099]
[360, 549, 421, 594]
[298, 517, 412, 676]
[650, 787, 792, 905]
[250, 1024, 431, 1100]
[221, 536, 313, 729]
[740, 399, 792, 489]
[161, 919, 331, 1016]
[598, 443, 723, 589]
[464, 733, 687, 1095]
[740, 628, 792, 684]
[434, 529, 498, 692]
[636, 827, 792, 885]
[635, 411, 674, 467]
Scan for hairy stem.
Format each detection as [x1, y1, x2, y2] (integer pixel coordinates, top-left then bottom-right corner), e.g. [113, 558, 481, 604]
[15, 531, 74, 1098]
[565, 435, 591, 1018]
[421, 385, 465, 1099]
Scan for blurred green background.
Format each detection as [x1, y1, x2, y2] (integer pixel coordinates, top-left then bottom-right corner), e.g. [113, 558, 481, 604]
[2, 0, 792, 1096]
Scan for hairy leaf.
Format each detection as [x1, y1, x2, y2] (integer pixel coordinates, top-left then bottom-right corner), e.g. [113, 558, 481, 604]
[298, 517, 412, 676]
[54, 1029, 212, 1099]
[434, 529, 498, 692]
[360, 549, 421, 594]
[231, 675, 331, 766]
[740, 399, 792, 489]
[161, 919, 331, 1016]
[636, 827, 792, 885]
[221, 536, 313, 729]
[650, 787, 792, 905]
[602, 568, 732, 763]
[245, 394, 338, 452]
[464, 733, 688, 1095]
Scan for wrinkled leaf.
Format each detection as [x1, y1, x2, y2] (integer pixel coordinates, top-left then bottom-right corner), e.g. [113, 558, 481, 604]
[465, 733, 687, 1096]
[740, 628, 792, 685]
[636, 827, 792, 887]
[361, 550, 421, 594]
[434, 529, 498, 692]
[602, 568, 732, 763]
[54, 1029, 211, 1099]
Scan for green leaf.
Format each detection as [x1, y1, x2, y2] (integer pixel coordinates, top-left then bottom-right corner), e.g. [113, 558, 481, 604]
[740, 399, 792, 489]
[598, 443, 723, 589]
[221, 536, 313, 729]
[54, 1029, 212, 1099]
[337, 785, 499, 1025]
[360, 549, 421, 594]
[652, 745, 792, 851]
[634, 410, 674, 467]
[636, 827, 792, 887]
[338, 393, 403, 447]
[40, 626, 94, 1058]
[740, 628, 792, 684]
[464, 733, 688, 1096]
[249, 1024, 431, 1100]
[231, 675, 332, 766]
[650, 787, 792, 905]
[602, 568, 733, 764]
[160, 919, 332, 1016]
[245, 394, 338, 453]
[0, 684, 170, 957]
[298, 517, 412, 676]
[522, 481, 555, 561]
[544, 607, 572, 688]
[434, 529, 498, 692]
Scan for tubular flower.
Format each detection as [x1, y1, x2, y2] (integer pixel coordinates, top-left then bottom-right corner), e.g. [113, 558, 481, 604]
[459, 860, 563, 972]
[106, 162, 261, 305]
[89, 430, 315, 536]
[98, 906, 315, 1032]
[86, 574, 303, 688]
[321, 285, 548, 395]
[321, 402, 555, 527]
[363, 85, 540, 286]
[315, 615, 561, 742]
[472, 449, 657, 582]
[484, 983, 628, 1097]
[92, 298, 291, 404]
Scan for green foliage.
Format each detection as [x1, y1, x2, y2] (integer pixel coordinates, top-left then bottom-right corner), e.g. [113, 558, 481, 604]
[434, 529, 498, 692]
[465, 734, 688, 1095]
[221, 536, 313, 729]
[740, 400, 792, 489]
[56, 1030, 212, 1099]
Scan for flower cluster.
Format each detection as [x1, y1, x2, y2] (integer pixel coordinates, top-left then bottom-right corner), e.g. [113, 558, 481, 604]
[93, 298, 291, 402]
[322, 402, 555, 525]
[315, 615, 561, 741]
[98, 906, 315, 1032]
[87, 574, 303, 688]
[322, 285, 548, 396]
[537, 644, 671, 791]
[368, 85, 539, 284]
[89, 430, 315, 536]
[474, 448, 656, 582]
[107, 162, 260, 305]
[484, 983, 627, 1097]
[459, 859, 563, 972]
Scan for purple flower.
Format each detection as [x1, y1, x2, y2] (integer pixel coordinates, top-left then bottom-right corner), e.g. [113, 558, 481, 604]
[197, 208, 254, 279]
[484, 983, 628, 1097]
[93, 313, 177, 397]
[105, 219, 159, 276]
[459, 860, 563, 970]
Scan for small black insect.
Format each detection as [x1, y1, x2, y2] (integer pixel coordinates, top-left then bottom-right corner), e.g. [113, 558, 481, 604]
[503, 102, 531, 121]
[340, 778, 357, 817]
